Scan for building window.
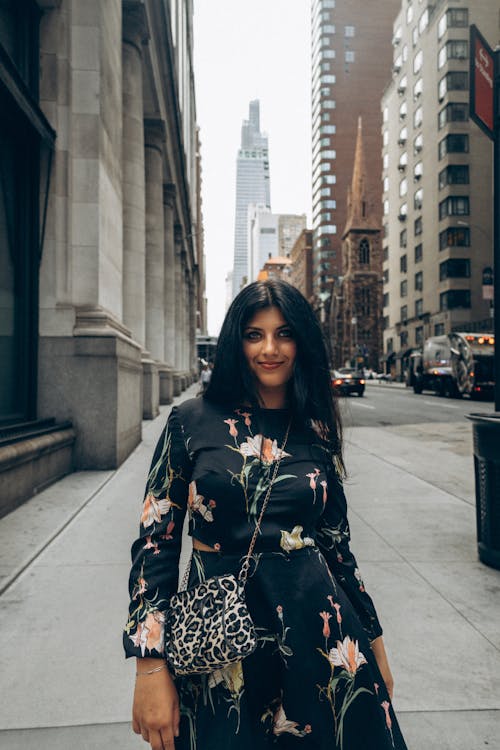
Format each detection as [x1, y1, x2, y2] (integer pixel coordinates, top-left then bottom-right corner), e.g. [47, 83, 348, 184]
[419, 9, 429, 34]
[383, 199, 389, 216]
[399, 202, 408, 221]
[439, 196, 470, 220]
[439, 258, 471, 280]
[383, 292, 389, 308]
[438, 102, 469, 129]
[414, 188, 423, 210]
[400, 229, 407, 248]
[0, 3, 49, 426]
[415, 243, 423, 263]
[344, 25, 355, 37]
[399, 101, 408, 120]
[414, 106, 423, 128]
[399, 125, 408, 144]
[415, 271, 423, 291]
[387, 337, 394, 353]
[415, 298, 423, 317]
[438, 39, 468, 69]
[359, 238, 370, 264]
[438, 71, 468, 101]
[412, 26, 418, 47]
[439, 226, 471, 249]
[413, 133, 423, 155]
[383, 246, 389, 261]
[400, 254, 407, 273]
[434, 323, 445, 335]
[400, 331, 408, 348]
[401, 279, 408, 297]
[400, 305, 408, 323]
[413, 50, 423, 74]
[398, 74, 407, 94]
[414, 217, 423, 236]
[406, 4, 413, 24]
[414, 160, 423, 180]
[413, 77, 423, 100]
[415, 326, 424, 345]
[345, 50, 355, 63]
[439, 165, 469, 189]
[399, 178, 408, 197]
[383, 268, 389, 284]
[383, 316, 390, 330]
[383, 152, 389, 170]
[357, 288, 371, 316]
[438, 133, 469, 159]
[438, 8, 469, 40]
[440, 290, 471, 310]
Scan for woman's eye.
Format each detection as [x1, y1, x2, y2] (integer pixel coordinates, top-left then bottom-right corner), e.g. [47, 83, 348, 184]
[244, 330, 261, 340]
[279, 329, 293, 338]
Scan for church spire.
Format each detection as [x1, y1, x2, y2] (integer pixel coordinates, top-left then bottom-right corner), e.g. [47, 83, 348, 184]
[343, 116, 377, 236]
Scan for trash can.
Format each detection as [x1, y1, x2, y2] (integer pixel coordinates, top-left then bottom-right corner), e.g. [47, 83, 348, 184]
[466, 413, 500, 570]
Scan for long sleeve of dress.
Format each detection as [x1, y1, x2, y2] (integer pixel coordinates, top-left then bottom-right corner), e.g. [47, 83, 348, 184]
[315, 465, 383, 642]
[123, 406, 192, 659]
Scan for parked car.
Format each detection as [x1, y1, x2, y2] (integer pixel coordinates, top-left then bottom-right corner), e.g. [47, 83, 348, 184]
[331, 368, 365, 397]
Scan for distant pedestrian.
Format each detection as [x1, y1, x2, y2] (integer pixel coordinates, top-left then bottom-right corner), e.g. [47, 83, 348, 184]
[124, 279, 408, 750]
[200, 364, 212, 392]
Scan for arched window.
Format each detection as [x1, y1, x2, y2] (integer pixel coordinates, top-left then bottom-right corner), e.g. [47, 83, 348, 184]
[359, 238, 370, 264]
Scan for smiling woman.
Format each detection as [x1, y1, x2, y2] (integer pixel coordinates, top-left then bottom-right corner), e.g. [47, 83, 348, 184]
[242, 307, 297, 409]
[125, 280, 408, 750]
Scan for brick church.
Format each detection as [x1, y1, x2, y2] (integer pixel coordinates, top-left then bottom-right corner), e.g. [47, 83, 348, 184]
[331, 118, 383, 371]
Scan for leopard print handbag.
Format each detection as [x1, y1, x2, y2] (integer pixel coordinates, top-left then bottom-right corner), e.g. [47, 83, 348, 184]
[164, 420, 291, 677]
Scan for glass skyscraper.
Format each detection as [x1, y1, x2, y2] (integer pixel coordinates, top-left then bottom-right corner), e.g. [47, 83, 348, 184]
[232, 100, 271, 298]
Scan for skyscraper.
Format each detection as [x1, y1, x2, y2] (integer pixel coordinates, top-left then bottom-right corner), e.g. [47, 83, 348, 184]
[232, 100, 271, 297]
[311, 0, 399, 303]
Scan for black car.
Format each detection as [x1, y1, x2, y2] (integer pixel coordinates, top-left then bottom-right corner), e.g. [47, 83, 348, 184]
[331, 368, 365, 397]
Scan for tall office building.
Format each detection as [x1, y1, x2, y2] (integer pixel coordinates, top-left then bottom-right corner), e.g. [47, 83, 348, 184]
[247, 208, 306, 284]
[311, 0, 399, 303]
[381, 1, 496, 378]
[232, 100, 271, 297]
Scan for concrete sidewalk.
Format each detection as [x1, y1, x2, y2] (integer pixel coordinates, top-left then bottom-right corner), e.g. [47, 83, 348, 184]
[0, 386, 499, 749]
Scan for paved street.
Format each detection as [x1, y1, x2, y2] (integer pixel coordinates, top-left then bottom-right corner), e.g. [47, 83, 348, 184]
[1, 381, 499, 749]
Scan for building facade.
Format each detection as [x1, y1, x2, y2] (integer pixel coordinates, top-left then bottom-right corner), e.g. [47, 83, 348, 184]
[311, 0, 399, 312]
[334, 119, 383, 369]
[247, 205, 279, 283]
[0, 0, 203, 516]
[232, 100, 271, 296]
[290, 229, 314, 302]
[381, 0, 496, 378]
[278, 214, 307, 258]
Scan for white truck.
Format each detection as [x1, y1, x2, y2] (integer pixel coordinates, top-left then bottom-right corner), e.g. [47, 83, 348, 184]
[412, 332, 495, 399]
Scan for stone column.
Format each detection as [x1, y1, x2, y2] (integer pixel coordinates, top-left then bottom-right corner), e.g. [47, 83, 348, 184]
[160, 183, 176, 404]
[163, 184, 176, 367]
[173, 225, 183, 395]
[122, 3, 147, 348]
[144, 121, 165, 362]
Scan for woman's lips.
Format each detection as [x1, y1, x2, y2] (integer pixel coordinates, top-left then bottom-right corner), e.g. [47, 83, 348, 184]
[258, 362, 283, 370]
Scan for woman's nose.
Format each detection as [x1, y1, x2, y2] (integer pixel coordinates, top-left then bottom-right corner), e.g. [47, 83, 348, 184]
[262, 334, 278, 354]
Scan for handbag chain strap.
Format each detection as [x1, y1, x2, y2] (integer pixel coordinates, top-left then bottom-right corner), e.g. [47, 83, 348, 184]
[238, 417, 292, 586]
[179, 416, 292, 592]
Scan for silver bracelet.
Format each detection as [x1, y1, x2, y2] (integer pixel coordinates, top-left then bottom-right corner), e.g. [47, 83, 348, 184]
[136, 662, 168, 677]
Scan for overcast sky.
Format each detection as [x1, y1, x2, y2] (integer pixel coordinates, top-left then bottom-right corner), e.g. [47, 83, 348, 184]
[193, 0, 312, 336]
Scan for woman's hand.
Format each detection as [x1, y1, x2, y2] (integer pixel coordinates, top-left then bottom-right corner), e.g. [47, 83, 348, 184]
[132, 659, 180, 749]
[370, 636, 394, 700]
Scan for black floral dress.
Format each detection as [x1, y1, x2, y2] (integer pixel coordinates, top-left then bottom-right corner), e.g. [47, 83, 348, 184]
[124, 397, 407, 750]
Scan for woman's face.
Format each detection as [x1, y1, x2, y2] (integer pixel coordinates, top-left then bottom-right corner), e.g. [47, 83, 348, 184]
[242, 306, 297, 406]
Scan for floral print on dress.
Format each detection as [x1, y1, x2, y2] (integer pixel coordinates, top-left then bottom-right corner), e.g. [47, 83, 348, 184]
[124, 398, 406, 749]
[280, 525, 315, 552]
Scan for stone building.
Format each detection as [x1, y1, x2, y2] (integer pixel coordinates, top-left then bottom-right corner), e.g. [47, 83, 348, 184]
[381, 0, 496, 379]
[289, 229, 314, 302]
[258, 255, 293, 283]
[0, 0, 203, 516]
[332, 119, 383, 370]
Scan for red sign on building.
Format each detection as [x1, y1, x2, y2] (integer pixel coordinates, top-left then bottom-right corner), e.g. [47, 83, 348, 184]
[470, 25, 495, 140]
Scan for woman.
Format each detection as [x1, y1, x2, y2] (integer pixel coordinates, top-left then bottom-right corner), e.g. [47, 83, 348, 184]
[124, 280, 407, 750]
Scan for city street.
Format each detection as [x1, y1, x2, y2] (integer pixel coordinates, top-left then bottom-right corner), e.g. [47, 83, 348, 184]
[1, 382, 499, 748]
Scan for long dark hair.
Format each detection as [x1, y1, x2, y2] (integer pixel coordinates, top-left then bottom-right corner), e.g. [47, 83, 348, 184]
[204, 280, 344, 470]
